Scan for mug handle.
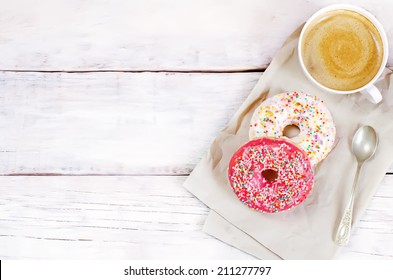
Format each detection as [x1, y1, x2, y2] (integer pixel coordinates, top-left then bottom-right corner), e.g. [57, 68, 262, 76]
[360, 84, 382, 104]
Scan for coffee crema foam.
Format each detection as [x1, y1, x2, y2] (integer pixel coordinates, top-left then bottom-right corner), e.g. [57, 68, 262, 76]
[301, 9, 383, 91]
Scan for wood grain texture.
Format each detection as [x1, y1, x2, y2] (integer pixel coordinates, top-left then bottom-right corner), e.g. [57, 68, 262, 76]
[1, 0, 393, 71]
[0, 71, 260, 175]
[0, 175, 392, 259]
[0, 176, 252, 259]
[1, 71, 392, 175]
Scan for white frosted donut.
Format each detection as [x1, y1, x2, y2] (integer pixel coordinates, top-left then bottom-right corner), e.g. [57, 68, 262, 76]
[249, 91, 336, 166]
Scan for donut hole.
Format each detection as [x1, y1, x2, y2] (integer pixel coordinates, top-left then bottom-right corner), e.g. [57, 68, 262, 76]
[262, 169, 278, 182]
[283, 124, 300, 138]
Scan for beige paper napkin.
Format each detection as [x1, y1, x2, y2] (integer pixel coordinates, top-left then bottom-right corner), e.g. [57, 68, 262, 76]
[183, 26, 393, 259]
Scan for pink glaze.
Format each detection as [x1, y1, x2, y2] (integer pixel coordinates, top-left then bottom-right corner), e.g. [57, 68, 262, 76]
[228, 137, 314, 213]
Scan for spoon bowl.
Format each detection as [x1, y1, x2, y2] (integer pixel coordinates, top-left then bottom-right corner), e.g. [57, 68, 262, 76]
[352, 125, 378, 163]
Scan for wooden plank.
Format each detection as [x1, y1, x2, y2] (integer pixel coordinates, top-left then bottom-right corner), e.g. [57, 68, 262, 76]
[0, 176, 253, 259]
[0, 175, 392, 259]
[1, 71, 393, 175]
[0, 71, 260, 175]
[1, 0, 393, 71]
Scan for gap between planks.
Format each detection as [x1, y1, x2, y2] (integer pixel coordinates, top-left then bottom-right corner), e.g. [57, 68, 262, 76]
[1, 173, 190, 176]
[3, 173, 393, 177]
[1, 68, 392, 74]
[0, 69, 266, 74]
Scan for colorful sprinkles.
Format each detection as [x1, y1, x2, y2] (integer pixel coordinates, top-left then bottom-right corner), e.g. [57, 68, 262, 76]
[228, 137, 314, 213]
[249, 91, 336, 166]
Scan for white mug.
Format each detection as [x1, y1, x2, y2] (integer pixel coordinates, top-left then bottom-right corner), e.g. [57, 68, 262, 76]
[298, 4, 389, 104]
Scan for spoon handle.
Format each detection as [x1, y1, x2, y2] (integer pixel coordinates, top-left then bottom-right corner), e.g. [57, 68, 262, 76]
[335, 163, 362, 246]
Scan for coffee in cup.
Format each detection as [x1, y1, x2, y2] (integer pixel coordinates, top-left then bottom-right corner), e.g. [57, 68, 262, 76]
[298, 5, 389, 103]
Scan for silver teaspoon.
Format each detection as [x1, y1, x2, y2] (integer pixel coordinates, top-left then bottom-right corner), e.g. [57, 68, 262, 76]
[335, 125, 378, 246]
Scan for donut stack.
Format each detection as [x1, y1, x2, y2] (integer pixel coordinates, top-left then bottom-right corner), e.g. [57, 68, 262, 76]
[228, 91, 336, 213]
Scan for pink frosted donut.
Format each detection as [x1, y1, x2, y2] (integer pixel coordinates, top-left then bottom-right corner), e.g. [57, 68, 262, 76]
[228, 137, 314, 213]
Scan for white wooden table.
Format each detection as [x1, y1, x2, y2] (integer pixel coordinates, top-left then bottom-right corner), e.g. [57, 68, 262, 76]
[1, 0, 393, 259]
